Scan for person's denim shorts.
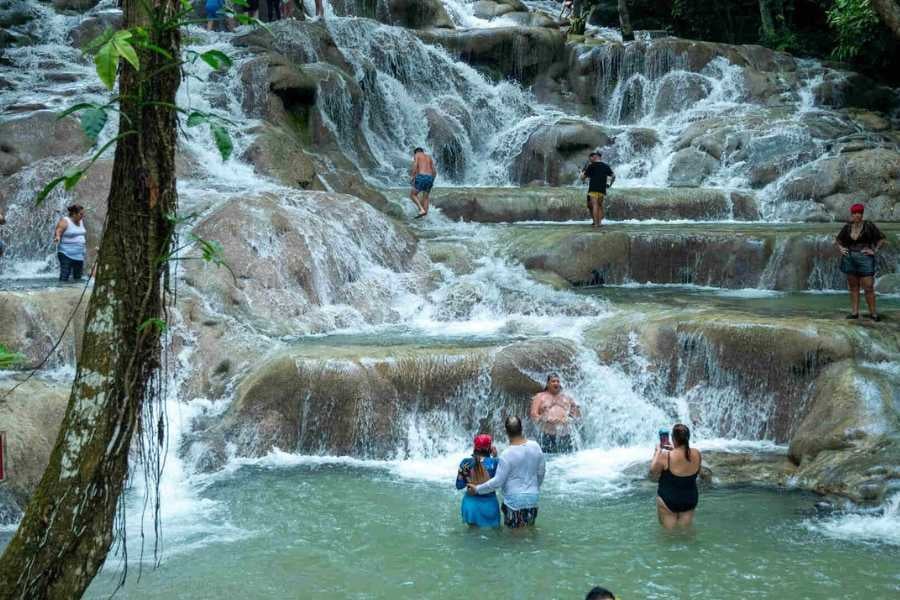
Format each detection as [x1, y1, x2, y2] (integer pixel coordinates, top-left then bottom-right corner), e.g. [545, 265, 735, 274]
[414, 174, 434, 193]
[840, 252, 876, 277]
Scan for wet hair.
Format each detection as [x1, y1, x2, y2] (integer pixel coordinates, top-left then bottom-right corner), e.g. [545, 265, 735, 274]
[413, 147, 424, 154]
[505, 416, 523, 438]
[67, 204, 84, 216]
[543, 372, 560, 392]
[672, 423, 691, 462]
[585, 587, 615, 600]
[589, 151, 601, 158]
[469, 449, 490, 485]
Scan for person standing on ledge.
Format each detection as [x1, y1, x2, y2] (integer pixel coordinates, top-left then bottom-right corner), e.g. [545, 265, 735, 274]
[53, 204, 87, 283]
[0, 208, 6, 261]
[580, 151, 615, 228]
[467, 416, 545, 528]
[409, 147, 436, 219]
[836, 203, 885, 322]
[529, 373, 580, 453]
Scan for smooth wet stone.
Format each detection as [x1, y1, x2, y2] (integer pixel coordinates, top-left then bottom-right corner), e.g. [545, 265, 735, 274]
[499, 223, 899, 290]
[0, 287, 87, 368]
[0, 378, 69, 520]
[0, 110, 90, 176]
[428, 186, 759, 222]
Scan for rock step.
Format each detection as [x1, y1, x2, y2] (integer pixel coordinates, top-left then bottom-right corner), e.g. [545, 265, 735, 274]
[498, 223, 900, 290]
[425, 186, 759, 222]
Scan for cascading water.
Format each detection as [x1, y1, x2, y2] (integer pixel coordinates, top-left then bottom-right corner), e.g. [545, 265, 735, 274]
[1, 2, 899, 593]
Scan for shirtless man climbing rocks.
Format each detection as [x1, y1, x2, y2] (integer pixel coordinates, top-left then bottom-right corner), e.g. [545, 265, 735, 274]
[409, 147, 437, 218]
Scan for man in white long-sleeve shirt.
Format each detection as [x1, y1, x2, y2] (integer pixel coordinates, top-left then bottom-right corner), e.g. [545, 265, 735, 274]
[466, 416, 546, 528]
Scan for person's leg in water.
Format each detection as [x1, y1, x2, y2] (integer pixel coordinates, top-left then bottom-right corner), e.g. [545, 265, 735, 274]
[58, 253, 72, 282]
[71, 259, 84, 282]
[861, 275, 878, 319]
[409, 187, 426, 217]
[656, 496, 677, 529]
[675, 509, 695, 528]
[847, 274, 860, 317]
[421, 189, 430, 214]
[315, 0, 324, 17]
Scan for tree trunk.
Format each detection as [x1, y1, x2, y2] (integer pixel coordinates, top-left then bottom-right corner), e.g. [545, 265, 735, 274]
[618, 0, 634, 41]
[759, 0, 786, 39]
[0, 0, 180, 597]
[870, 0, 900, 39]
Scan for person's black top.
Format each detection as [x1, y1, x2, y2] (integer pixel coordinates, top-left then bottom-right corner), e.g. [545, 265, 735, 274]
[583, 161, 614, 193]
[836, 221, 886, 251]
[657, 451, 700, 513]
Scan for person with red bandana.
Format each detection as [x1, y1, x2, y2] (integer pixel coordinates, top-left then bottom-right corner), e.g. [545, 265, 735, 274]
[836, 203, 886, 321]
[455, 434, 500, 527]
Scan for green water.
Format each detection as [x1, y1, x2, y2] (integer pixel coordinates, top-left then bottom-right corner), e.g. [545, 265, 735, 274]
[85, 464, 899, 599]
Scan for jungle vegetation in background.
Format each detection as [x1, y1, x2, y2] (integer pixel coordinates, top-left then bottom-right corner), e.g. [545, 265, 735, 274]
[587, 0, 900, 83]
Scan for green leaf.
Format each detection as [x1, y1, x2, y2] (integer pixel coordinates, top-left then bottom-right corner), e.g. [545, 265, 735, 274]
[35, 176, 66, 206]
[83, 27, 115, 55]
[112, 37, 140, 71]
[186, 111, 208, 127]
[63, 168, 84, 190]
[80, 107, 108, 142]
[138, 318, 168, 334]
[57, 102, 99, 120]
[94, 40, 119, 89]
[0, 344, 25, 369]
[210, 124, 233, 161]
[135, 40, 173, 60]
[199, 49, 233, 71]
[232, 0, 248, 6]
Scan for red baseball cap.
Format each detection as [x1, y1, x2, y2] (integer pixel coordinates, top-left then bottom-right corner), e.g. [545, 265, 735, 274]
[850, 203, 865, 214]
[473, 434, 492, 452]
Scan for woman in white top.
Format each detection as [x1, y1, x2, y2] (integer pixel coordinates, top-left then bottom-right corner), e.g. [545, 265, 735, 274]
[53, 204, 87, 282]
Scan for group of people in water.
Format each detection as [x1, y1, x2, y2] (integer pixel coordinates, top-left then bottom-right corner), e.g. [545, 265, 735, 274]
[455, 374, 701, 531]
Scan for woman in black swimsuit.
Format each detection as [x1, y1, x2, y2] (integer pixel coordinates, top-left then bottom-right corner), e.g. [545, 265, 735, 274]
[835, 203, 886, 321]
[649, 424, 702, 529]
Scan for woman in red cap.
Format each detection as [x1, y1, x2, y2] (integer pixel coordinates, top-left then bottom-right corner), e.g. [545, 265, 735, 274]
[455, 434, 500, 527]
[835, 203, 886, 321]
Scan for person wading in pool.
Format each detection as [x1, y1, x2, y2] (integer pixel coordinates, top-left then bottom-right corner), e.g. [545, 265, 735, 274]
[467, 416, 545, 528]
[580, 151, 615, 228]
[649, 423, 702, 529]
[529, 373, 581, 453]
[409, 147, 436, 219]
[835, 203, 886, 322]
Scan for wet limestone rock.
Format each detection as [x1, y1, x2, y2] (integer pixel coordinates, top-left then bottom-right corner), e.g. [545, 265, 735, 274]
[511, 119, 613, 186]
[52, 0, 99, 11]
[67, 9, 123, 49]
[490, 337, 579, 396]
[0, 287, 87, 369]
[416, 27, 566, 84]
[667, 147, 718, 188]
[184, 192, 418, 336]
[778, 148, 900, 221]
[0, 111, 91, 176]
[0, 378, 69, 523]
[428, 187, 758, 222]
[382, 0, 453, 29]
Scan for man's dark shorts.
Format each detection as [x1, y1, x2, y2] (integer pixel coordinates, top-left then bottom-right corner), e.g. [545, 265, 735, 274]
[502, 504, 538, 528]
[539, 432, 573, 454]
[414, 174, 435, 193]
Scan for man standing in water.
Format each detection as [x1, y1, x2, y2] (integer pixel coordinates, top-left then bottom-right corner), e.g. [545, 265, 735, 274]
[409, 147, 436, 218]
[529, 373, 580, 453]
[467, 416, 545, 528]
[580, 151, 615, 228]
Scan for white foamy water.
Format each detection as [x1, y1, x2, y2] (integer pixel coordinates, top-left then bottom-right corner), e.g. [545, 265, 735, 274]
[807, 494, 900, 546]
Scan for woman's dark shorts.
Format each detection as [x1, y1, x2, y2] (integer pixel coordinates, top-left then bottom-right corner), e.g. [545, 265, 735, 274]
[840, 252, 876, 277]
[501, 504, 538, 528]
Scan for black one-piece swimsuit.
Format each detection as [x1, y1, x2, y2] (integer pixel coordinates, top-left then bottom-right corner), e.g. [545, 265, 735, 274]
[657, 452, 700, 513]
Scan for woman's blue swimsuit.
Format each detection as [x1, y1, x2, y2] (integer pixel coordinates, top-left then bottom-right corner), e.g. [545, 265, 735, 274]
[456, 457, 500, 528]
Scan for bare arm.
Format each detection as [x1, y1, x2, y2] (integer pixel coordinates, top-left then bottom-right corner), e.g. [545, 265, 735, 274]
[429, 157, 437, 179]
[529, 395, 543, 421]
[648, 447, 667, 481]
[53, 218, 67, 243]
[409, 160, 418, 179]
[473, 456, 510, 495]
